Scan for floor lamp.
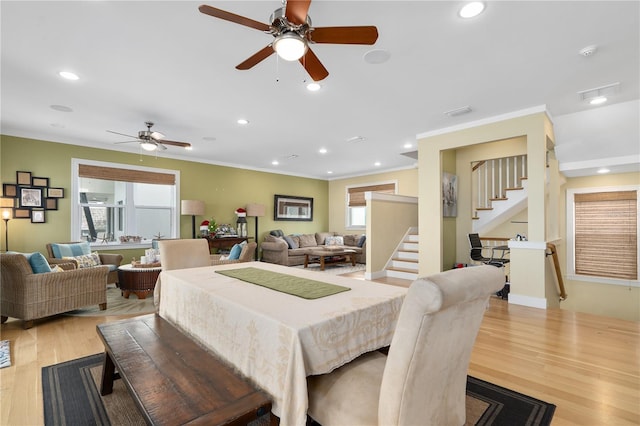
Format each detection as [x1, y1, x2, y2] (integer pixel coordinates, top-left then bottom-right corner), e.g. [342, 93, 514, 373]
[247, 203, 266, 260]
[181, 200, 205, 239]
[2, 209, 11, 252]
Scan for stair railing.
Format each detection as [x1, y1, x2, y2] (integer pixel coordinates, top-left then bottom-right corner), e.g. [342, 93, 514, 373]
[546, 243, 567, 301]
[472, 155, 527, 216]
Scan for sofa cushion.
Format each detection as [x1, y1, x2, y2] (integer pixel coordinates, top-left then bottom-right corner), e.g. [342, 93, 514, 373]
[315, 232, 334, 245]
[51, 242, 91, 258]
[325, 236, 344, 246]
[298, 234, 318, 248]
[283, 235, 299, 249]
[288, 248, 311, 256]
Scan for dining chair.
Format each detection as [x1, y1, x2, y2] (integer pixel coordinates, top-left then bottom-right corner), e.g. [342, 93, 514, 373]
[307, 265, 504, 426]
[158, 239, 212, 271]
[468, 233, 509, 267]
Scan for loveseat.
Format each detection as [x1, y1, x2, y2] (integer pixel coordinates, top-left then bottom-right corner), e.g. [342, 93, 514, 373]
[261, 231, 366, 267]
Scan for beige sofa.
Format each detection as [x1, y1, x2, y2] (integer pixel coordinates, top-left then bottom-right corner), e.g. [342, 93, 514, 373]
[261, 231, 366, 266]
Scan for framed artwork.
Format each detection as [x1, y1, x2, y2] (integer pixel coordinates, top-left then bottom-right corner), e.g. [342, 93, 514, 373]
[31, 176, 49, 187]
[442, 172, 458, 218]
[14, 208, 31, 219]
[45, 198, 58, 210]
[18, 187, 43, 208]
[274, 194, 313, 221]
[2, 183, 17, 198]
[16, 171, 31, 186]
[48, 187, 64, 198]
[31, 209, 45, 223]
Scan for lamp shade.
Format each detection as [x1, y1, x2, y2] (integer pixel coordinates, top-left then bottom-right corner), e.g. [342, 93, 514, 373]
[181, 200, 205, 216]
[246, 203, 266, 217]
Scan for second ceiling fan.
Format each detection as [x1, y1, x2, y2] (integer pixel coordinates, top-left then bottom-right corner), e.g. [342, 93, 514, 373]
[198, 0, 378, 81]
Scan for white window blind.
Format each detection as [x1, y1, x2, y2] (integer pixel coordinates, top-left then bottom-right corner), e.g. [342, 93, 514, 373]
[574, 190, 637, 280]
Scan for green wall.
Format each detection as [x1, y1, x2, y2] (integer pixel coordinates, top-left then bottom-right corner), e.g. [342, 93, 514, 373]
[0, 135, 328, 257]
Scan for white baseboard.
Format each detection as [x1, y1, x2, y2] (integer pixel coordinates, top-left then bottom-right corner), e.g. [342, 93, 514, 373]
[366, 270, 386, 280]
[508, 293, 547, 309]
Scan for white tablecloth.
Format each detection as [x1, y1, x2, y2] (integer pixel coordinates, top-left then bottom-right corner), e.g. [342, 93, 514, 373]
[157, 262, 407, 426]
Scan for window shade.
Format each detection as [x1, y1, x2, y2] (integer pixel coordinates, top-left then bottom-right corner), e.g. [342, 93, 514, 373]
[79, 164, 175, 185]
[348, 183, 395, 207]
[574, 191, 637, 280]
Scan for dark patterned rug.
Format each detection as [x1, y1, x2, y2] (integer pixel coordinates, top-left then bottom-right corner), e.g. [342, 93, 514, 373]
[42, 354, 555, 426]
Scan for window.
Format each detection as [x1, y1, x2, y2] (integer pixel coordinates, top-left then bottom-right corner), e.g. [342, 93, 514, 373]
[567, 187, 638, 284]
[71, 159, 180, 248]
[346, 182, 396, 228]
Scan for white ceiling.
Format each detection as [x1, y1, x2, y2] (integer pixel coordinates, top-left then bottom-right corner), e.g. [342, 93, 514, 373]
[2, 1, 638, 179]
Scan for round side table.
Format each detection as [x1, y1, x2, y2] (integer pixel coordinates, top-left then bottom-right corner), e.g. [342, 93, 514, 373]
[117, 264, 162, 299]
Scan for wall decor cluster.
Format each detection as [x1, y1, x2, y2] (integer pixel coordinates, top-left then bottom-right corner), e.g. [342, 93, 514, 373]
[2, 171, 64, 223]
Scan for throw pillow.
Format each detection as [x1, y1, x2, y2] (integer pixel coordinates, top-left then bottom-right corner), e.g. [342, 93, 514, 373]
[342, 235, 357, 246]
[51, 242, 91, 259]
[358, 235, 367, 248]
[28, 252, 53, 274]
[325, 236, 344, 246]
[315, 232, 334, 245]
[65, 252, 101, 268]
[228, 243, 243, 260]
[269, 229, 285, 237]
[50, 265, 64, 273]
[298, 234, 317, 248]
[283, 235, 299, 249]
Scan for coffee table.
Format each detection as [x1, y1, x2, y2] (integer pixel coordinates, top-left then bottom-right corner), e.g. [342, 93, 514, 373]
[117, 264, 162, 299]
[304, 248, 357, 271]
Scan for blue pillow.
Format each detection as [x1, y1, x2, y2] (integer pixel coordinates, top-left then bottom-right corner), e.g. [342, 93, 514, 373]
[283, 235, 298, 249]
[51, 242, 90, 258]
[29, 252, 53, 273]
[357, 235, 366, 248]
[228, 243, 243, 260]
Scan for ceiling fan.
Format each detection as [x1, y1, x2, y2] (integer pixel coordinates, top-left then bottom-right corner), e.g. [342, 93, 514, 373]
[107, 121, 191, 151]
[198, 0, 379, 81]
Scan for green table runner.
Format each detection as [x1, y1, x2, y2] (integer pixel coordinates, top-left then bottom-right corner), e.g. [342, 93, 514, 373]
[215, 267, 350, 299]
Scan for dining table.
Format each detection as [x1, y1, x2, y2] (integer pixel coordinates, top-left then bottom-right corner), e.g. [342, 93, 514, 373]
[155, 261, 408, 426]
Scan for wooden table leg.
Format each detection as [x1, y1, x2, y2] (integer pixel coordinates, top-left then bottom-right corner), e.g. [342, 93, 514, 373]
[100, 352, 115, 396]
[320, 256, 326, 271]
[350, 254, 356, 266]
[304, 254, 309, 268]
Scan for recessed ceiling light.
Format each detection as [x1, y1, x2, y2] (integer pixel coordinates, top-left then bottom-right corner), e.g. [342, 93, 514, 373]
[237, 119, 249, 125]
[319, 148, 327, 154]
[579, 45, 598, 57]
[589, 96, 607, 105]
[327, 171, 333, 174]
[346, 136, 365, 143]
[58, 71, 79, 80]
[374, 162, 381, 167]
[271, 160, 279, 166]
[597, 168, 610, 174]
[459, 2, 485, 18]
[50, 104, 73, 112]
[444, 105, 472, 117]
[403, 143, 413, 149]
[306, 82, 321, 92]
[363, 49, 391, 64]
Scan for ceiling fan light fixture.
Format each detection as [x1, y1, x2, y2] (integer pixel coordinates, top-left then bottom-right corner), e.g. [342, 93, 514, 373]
[140, 142, 157, 151]
[459, 2, 485, 18]
[151, 131, 165, 140]
[273, 32, 308, 61]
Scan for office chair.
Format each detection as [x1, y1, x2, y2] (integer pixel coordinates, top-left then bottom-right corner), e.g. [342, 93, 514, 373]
[468, 233, 510, 268]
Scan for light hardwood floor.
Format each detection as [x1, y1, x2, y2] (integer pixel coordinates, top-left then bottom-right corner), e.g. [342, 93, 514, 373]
[1, 276, 638, 426]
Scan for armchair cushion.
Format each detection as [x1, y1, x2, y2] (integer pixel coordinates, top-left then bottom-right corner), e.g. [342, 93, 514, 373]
[29, 252, 53, 273]
[228, 242, 245, 260]
[50, 242, 91, 258]
[64, 252, 101, 268]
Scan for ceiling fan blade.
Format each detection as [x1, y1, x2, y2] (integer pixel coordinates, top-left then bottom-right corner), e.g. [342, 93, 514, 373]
[299, 48, 329, 81]
[309, 26, 379, 45]
[156, 143, 168, 151]
[198, 5, 271, 32]
[236, 45, 275, 70]
[285, 0, 312, 25]
[159, 140, 192, 149]
[107, 130, 138, 139]
[113, 140, 139, 145]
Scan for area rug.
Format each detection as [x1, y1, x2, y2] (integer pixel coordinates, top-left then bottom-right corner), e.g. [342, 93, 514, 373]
[0, 340, 10, 369]
[65, 285, 155, 317]
[42, 354, 555, 426]
[294, 262, 366, 276]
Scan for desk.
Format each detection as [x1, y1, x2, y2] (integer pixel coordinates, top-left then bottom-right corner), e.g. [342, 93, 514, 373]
[204, 236, 248, 252]
[157, 262, 406, 426]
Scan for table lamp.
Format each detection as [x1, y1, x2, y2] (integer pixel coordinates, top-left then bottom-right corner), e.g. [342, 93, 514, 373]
[181, 200, 205, 239]
[247, 203, 266, 260]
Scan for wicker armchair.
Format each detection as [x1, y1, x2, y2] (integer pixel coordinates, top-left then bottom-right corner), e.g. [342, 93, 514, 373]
[45, 242, 123, 285]
[0, 253, 109, 329]
[211, 242, 257, 265]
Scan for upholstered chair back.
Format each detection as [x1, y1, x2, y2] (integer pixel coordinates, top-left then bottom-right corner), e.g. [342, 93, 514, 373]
[378, 265, 503, 425]
[159, 239, 211, 271]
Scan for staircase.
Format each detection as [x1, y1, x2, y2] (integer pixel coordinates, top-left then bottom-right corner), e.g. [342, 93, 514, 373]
[385, 227, 419, 281]
[472, 155, 528, 234]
